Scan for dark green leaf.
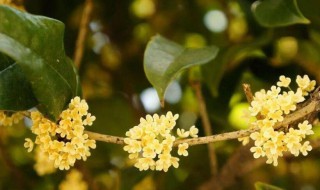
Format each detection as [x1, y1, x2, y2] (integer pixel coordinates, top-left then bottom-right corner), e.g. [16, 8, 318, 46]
[255, 182, 284, 190]
[202, 33, 270, 96]
[252, 0, 310, 27]
[144, 35, 218, 104]
[0, 5, 80, 120]
[0, 58, 37, 110]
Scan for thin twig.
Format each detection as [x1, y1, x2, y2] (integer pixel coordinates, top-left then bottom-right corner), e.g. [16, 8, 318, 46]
[85, 131, 125, 144]
[73, 0, 93, 69]
[198, 85, 320, 190]
[242, 83, 254, 103]
[85, 87, 320, 146]
[191, 81, 218, 176]
[242, 83, 264, 120]
[85, 128, 257, 146]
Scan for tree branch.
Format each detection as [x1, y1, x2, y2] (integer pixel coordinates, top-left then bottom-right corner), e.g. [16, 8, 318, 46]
[198, 85, 320, 190]
[85, 87, 320, 146]
[191, 81, 218, 176]
[73, 0, 93, 69]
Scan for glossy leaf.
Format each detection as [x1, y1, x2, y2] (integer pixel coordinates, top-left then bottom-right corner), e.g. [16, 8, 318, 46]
[0, 54, 37, 110]
[0, 5, 80, 120]
[255, 182, 284, 190]
[252, 0, 310, 27]
[144, 35, 218, 104]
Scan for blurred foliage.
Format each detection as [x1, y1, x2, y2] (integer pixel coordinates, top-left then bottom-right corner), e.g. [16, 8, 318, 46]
[0, 0, 320, 189]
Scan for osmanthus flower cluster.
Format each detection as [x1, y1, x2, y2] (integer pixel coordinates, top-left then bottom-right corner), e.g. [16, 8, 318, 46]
[0, 111, 27, 126]
[240, 75, 316, 166]
[24, 97, 96, 170]
[123, 112, 199, 172]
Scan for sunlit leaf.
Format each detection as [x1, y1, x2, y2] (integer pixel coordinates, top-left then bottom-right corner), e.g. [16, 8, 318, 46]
[144, 34, 218, 104]
[255, 182, 284, 190]
[0, 5, 80, 120]
[252, 0, 310, 27]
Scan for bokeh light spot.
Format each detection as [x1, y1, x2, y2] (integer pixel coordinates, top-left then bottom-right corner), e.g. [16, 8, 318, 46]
[204, 10, 228, 33]
[140, 87, 161, 113]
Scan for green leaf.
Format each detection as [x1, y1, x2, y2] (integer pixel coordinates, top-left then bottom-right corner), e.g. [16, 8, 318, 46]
[144, 34, 218, 104]
[202, 37, 268, 96]
[0, 54, 37, 110]
[0, 5, 80, 120]
[255, 182, 284, 190]
[252, 0, 310, 27]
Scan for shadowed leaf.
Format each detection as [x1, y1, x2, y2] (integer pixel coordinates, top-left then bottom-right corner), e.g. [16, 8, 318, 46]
[252, 0, 310, 27]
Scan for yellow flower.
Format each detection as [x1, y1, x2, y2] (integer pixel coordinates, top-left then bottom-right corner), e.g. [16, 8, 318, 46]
[238, 136, 250, 145]
[24, 138, 34, 152]
[189, 126, 199, 138]
[296, 75, 316, 95]
[25, 97, 96, 171]
[300, 141, 312, 156]
[298, 120, 314, 137]
[250, 146, 265, 158]
[177, 128, 190, 138]
[277, 75, 291, 87]
[247, 75, 316, 166]
[177, 143, 189, 156]
[124, 112, 198, 172]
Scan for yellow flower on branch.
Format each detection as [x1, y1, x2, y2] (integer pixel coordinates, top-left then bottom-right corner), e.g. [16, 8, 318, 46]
[124, 112, 198, 172]
[242, 75, 316, 166]
[24, 96, 96, 170]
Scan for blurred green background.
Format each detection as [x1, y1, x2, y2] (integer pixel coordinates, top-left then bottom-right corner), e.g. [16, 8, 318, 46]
[1, 0, 320, 189]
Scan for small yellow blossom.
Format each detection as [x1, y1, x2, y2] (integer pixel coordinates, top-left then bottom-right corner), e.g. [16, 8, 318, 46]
[177, 128, 190, 138]
[296, 75, 316, 95]
[300, 141, 312, 156]
[238, 136, 250, 145]
[277, 75, 291, 87]
[177, 143, 189, 156]
[298, 121, 314, 137]
[250, 146, 265, 158]
[124, 112, 198, 172]
[189, 126, 199, 138]
[24, 138, 34, 152]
